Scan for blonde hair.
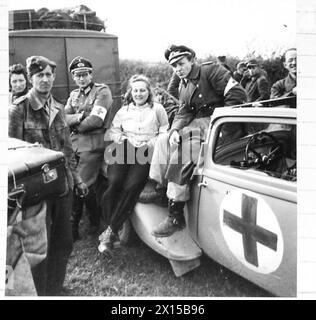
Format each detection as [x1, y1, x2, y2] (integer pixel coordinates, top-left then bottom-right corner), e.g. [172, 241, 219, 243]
[124, 74, 154, 107]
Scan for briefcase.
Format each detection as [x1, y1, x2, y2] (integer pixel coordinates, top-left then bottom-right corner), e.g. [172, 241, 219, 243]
[8, 138, 68, 210]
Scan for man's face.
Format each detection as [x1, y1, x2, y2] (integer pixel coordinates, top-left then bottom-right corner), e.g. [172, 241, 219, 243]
[72, 71, 93, 88]
[29, 65, 55, 94]
[171, 56, 193, 79]
[284, 49, 297, 78]
[248, 65, 260, 77]
[238, 65, 247, 75]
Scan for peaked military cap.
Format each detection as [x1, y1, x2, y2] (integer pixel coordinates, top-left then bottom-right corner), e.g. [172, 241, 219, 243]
[166, 45, 195, 65]
[69, 56, 93, 74]
[26, 56, 56, 77]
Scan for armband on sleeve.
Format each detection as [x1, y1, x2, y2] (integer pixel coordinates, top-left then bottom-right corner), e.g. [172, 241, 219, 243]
[90, 105, 108, 121]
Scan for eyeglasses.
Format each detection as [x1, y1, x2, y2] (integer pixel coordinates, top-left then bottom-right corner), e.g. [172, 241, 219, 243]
[73, 72, 90, 79]
[247, 65, 257, 70]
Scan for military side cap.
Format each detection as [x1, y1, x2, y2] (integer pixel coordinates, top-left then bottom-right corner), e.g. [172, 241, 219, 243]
[69, 56, 93, 74]
[26, 56, 56, 77]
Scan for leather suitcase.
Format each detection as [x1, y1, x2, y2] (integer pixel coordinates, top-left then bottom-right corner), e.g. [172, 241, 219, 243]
[8, 138, 67, 210]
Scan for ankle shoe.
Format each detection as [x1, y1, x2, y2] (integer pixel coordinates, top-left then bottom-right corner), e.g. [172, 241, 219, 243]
[151, 215, 185, 237]
[98, 226, 117, 253]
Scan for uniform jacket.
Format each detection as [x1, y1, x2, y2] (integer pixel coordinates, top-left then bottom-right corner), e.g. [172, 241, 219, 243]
[245, 72, 270, 102]
[9, 87, 28, 104]
[270, 74, 296, 98]
[167, 72, 181, 99]
[65, 82, 113, 152]
[233, 71, 244, 83]
[9, 89, 83, 190]
[171, 62, 247, 132]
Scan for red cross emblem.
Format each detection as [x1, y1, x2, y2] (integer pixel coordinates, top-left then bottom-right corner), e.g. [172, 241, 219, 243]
[223, 193, 278, 267]
[96, 107, 104, 115]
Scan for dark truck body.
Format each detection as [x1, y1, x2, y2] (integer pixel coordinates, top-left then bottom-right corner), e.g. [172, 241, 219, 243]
[9, 28, 122, 120]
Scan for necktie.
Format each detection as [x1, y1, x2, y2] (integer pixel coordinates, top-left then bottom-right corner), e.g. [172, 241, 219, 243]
[43, 101, 50, 120]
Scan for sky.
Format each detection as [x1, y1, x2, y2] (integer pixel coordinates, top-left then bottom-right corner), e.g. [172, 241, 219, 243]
[8, 0, 296, 62]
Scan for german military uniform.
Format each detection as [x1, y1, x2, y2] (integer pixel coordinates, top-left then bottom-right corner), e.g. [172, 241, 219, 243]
[150, 46, 247, 237]
[65, 56, 113, 239]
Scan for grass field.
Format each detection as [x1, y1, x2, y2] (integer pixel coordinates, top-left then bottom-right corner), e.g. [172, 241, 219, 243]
[63, 220, 273, 298]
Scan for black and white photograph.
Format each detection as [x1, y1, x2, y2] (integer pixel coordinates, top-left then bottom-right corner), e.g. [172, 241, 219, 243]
[2, 0, 314, 300]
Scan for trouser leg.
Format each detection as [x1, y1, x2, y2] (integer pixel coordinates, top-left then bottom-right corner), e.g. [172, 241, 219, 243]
[71, 194, 84, 226]
[46, 191, 73, 295]
[85, 183, 100, 228]
[31, 202, 51, 296]
[149, 133, 170, 187]
[70, 194, 84, 240]
[100, 162, 129, 229]
[152, 121, 209, 238]
[109, 162, 150, 234]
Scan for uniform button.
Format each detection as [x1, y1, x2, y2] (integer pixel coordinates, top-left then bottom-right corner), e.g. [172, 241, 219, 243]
[199, 94, 203, 98]
[196, 84, 199, 88]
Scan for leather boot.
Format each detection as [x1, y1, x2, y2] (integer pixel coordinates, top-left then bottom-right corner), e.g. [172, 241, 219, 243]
[71, 195, 84, 241]
[151, 200, 186, 237]
[85, 187, 100, 235]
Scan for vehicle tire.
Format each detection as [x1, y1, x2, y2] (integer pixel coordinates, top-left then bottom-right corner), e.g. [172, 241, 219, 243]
[118, 219, 137, 246]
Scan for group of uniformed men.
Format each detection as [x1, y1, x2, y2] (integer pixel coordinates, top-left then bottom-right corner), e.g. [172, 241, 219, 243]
[8, 44, 296, 295]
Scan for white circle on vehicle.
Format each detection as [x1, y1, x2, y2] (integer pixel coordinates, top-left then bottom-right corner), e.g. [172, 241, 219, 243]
[219, 189, 284, 274]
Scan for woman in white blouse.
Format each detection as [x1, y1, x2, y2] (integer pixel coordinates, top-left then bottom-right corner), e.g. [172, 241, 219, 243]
[98, 75, 169, 253]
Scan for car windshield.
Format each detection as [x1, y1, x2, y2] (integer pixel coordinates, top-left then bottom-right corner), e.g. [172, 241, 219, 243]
[213, 121, 296, 182]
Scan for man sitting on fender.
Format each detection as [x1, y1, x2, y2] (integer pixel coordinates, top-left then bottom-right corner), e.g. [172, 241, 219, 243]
[149, 45, 247, 237]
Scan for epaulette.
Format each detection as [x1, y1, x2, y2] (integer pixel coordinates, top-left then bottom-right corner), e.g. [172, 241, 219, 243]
[94, 83, 108, 88]
[13, 94, 28, 105]
[202, 61, 214, 66]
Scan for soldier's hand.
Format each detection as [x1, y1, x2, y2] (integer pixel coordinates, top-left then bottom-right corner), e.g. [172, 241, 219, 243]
[169, 130, 180, 146]
[292, 86, 297, 96]
[77, 111, 84, 123]
[75, 182, 89, 198]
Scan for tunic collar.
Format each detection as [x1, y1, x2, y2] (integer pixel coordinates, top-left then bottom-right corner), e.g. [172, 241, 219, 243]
[80, 82, 94, 95]
[27, 88, 51, 111]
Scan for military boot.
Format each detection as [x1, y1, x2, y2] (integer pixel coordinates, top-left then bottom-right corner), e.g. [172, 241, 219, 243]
[85, 187, 101, 235]
[151, 200, 186, 237]
[71, 195, 84, 241]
